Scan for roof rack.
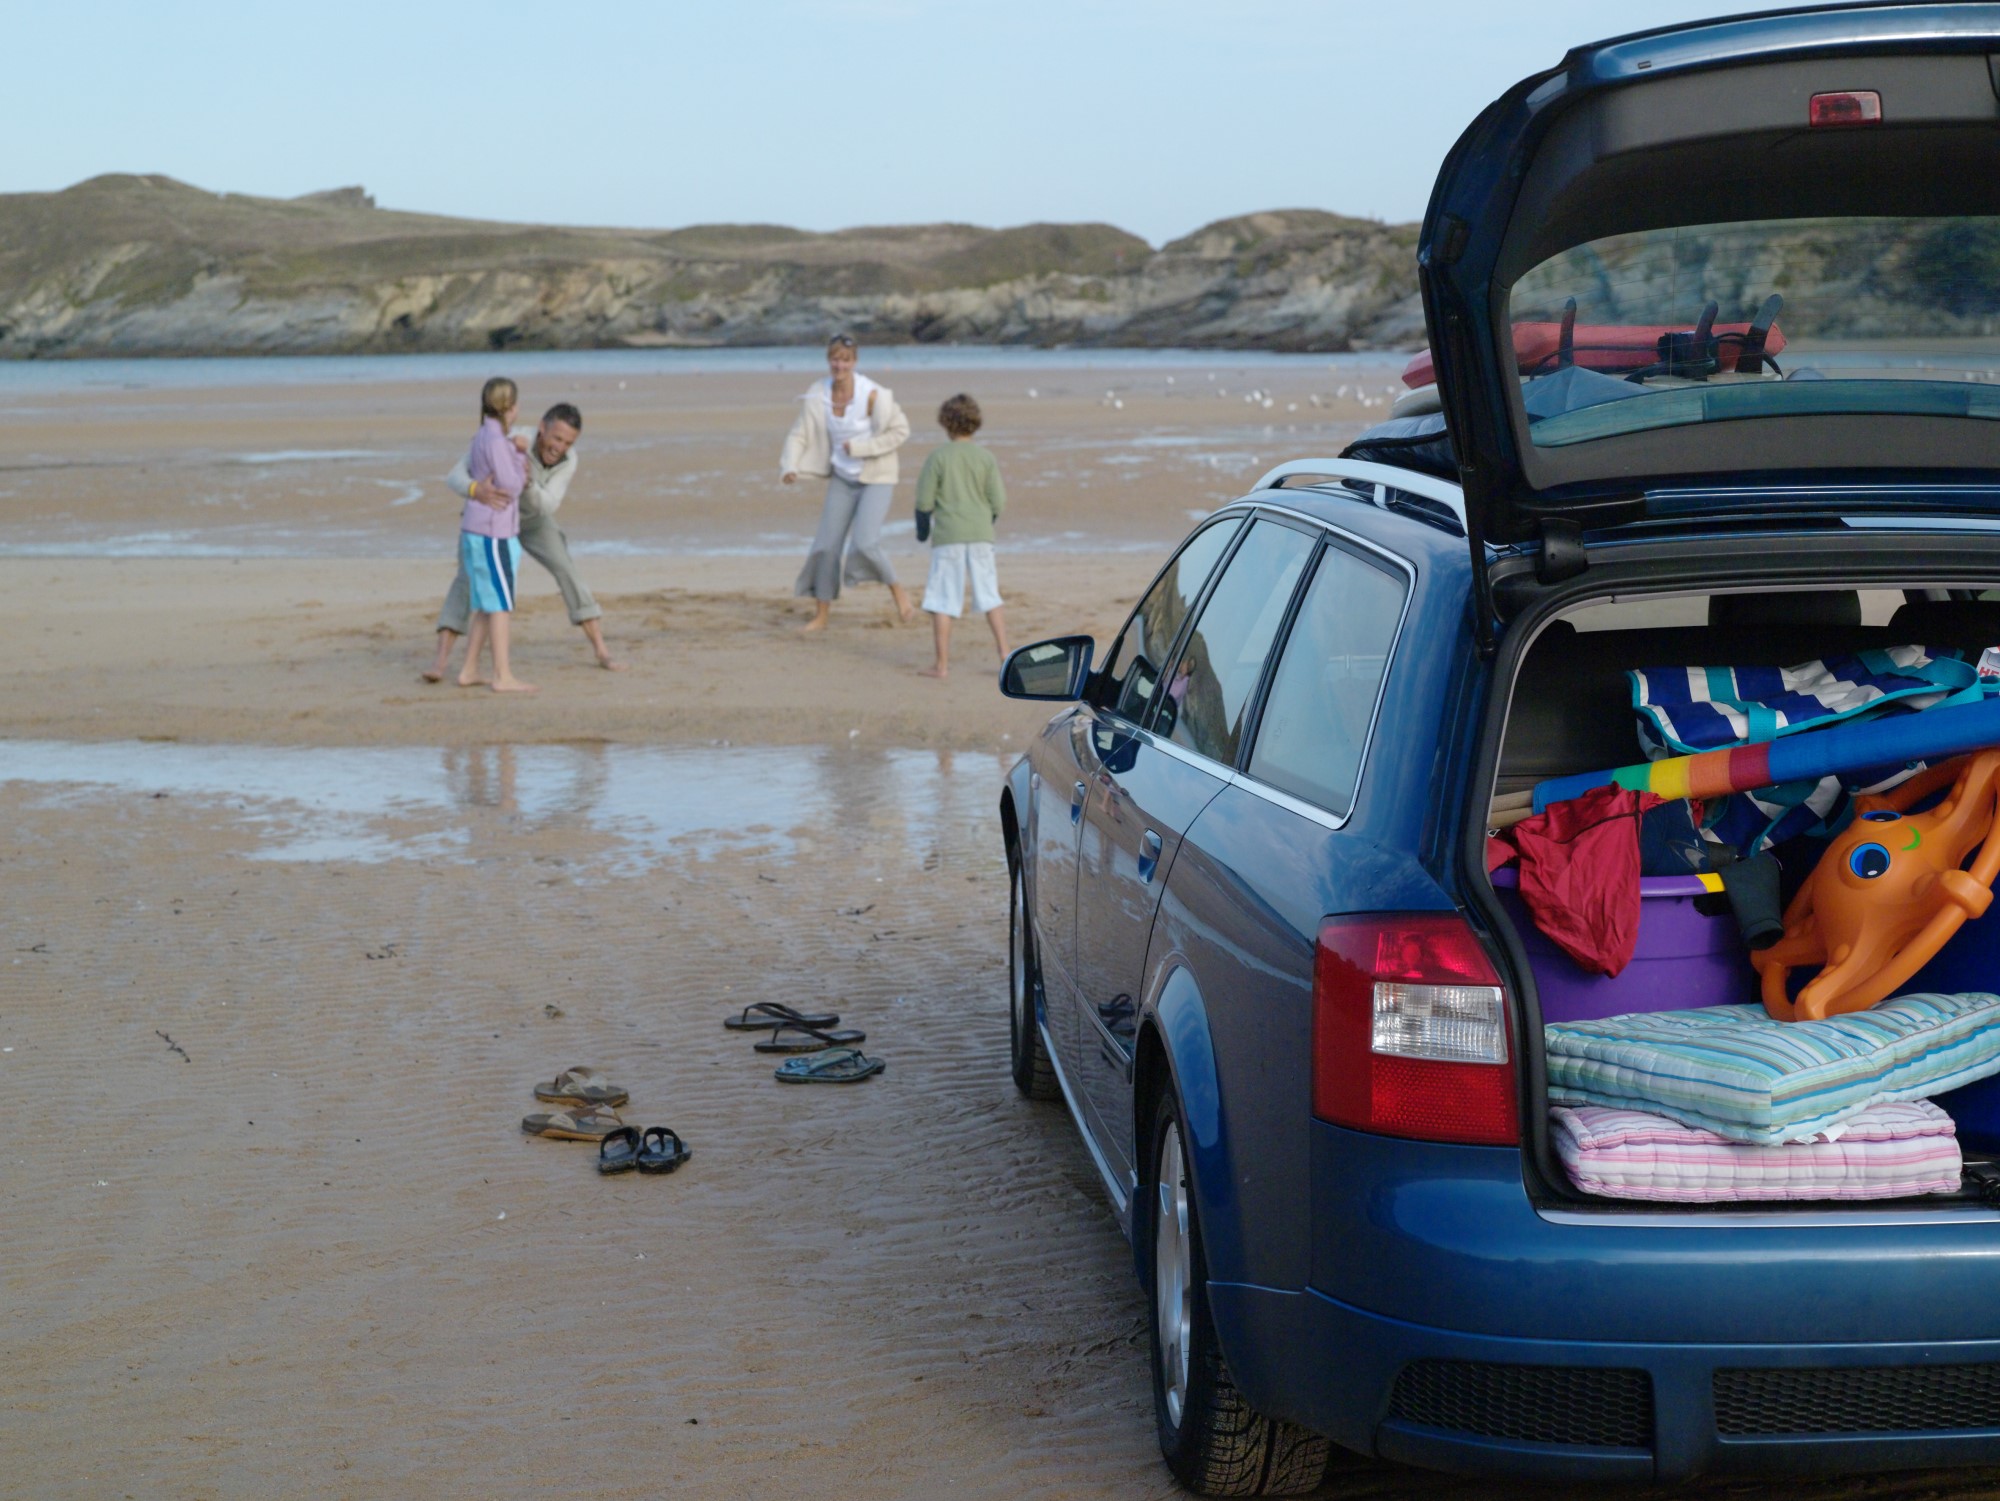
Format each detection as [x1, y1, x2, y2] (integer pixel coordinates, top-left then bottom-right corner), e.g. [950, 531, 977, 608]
[1252, 457, 1467, 533]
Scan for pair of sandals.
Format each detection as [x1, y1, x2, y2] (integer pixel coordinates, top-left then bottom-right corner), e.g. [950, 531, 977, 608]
[597, 1125, 690, 1175]
[724, 1003, 886, 1082]
[522, 1067, 632, 1139]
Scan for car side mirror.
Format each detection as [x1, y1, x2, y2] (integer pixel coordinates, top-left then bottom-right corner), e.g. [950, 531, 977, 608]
[1000, 635, 1095, 701]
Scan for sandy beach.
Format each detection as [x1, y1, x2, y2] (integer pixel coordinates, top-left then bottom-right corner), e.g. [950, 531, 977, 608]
[12, 355, 1997, 1499]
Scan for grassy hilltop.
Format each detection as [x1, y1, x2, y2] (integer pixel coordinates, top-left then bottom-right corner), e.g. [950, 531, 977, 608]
[0, 175, 1425, 357]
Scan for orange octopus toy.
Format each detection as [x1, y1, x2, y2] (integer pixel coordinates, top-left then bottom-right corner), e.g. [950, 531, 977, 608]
[1755, 751, 2000, 1021]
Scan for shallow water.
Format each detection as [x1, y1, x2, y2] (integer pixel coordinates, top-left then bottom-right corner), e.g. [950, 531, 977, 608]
[0, 739, 1014, 868]
[0, 344, 1399, 396]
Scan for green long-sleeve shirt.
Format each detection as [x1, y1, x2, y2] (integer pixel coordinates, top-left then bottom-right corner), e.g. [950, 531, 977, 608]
[914, 440, 1006, 545]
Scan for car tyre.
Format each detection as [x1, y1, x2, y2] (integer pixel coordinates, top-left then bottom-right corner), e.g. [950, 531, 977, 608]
[1147, 1087, 1332, 1497]
[1008, 852, 1059, 1101]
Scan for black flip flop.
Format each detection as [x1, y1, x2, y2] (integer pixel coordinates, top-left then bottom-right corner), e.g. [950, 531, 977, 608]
[636, 1127, 691, 1174]
[754, 1022, 866, 1054]
[597, 1126, 641, 1174]
[774, 1048, 885, 1084]
[724, 1001, 841, 1032]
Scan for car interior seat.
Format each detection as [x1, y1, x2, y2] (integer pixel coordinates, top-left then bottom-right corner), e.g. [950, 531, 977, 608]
[1887, 598, 2000, 653]
[1709, 590, 1862, 629]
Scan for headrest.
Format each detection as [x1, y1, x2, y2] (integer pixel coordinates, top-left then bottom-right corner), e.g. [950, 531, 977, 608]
[1708, 590, 1861, 629]
[1887, 599, 2000, 650]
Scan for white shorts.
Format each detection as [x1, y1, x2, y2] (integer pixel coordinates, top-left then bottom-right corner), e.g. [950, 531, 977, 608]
[921, 542, 1003, 617]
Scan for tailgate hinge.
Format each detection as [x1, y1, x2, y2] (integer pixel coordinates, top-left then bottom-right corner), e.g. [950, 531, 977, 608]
[1535, 518, 1588, 585]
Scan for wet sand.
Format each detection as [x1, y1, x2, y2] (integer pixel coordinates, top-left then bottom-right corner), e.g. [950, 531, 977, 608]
[8, 363, 1999, 1498]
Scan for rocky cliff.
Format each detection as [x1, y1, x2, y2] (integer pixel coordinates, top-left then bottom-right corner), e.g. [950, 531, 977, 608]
[0, 175, 1425, 358]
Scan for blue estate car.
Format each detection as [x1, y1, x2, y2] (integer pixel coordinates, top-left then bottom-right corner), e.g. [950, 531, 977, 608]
[998, 5, 2000, 1492]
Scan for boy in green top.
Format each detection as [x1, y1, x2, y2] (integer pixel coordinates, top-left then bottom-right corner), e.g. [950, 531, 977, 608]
[915, 393, 1010, 679]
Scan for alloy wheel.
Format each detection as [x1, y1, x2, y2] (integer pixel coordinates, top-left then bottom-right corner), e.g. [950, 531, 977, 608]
[1155, 1119, 1193, 1430]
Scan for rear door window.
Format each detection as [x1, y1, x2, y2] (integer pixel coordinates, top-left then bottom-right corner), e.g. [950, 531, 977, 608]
[1152, 519, 1316, 764]
[1094, 516, 1242, 724]
[1245, 540, 1406, 818]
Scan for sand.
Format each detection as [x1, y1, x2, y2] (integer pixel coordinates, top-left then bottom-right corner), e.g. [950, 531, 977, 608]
[8, 361, 1991, 1498]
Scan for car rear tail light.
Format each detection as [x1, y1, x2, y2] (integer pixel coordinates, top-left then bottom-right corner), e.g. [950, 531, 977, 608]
[1313, 913, 1518, 1146]
[1809, 90, 1882, 128]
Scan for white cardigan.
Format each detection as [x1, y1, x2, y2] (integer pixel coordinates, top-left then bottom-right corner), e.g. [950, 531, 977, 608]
[779, 378, 910, 485]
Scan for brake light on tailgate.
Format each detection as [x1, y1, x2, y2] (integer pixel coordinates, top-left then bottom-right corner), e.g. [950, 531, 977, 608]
[1808, 90, 1882, 128]
[1312, 914, 1518, 1146]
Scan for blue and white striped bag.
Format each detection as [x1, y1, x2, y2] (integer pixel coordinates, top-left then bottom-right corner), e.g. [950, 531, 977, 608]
[1630, 646, 1976, 757]
[1629, 646, 1980, 853]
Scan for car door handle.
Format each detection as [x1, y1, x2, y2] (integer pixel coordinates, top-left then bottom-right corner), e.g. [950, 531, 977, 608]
[1138, 829, 1163, 884]
[1071, 781, 1087, 824]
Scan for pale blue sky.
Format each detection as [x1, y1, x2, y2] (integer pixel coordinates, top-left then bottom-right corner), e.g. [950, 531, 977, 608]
[11, 1, 1775, 243]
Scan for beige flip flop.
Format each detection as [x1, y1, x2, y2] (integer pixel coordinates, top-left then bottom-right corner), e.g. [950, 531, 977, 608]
[521, 1104, 625, 1141]
[532, 1067, 629, 1108]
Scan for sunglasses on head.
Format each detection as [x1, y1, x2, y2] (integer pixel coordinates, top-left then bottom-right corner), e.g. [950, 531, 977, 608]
[827, 335, 856, 349]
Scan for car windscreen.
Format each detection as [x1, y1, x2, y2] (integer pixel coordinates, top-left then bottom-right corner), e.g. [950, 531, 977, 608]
[1507, 214, 2000, 451]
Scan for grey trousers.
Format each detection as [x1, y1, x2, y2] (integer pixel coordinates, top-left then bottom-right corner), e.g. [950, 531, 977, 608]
[437, 508, 601, 634]
[794, 475, 897, 601]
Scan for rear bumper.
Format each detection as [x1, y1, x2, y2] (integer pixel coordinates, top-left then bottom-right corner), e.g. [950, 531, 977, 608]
[1211, 1281, 2000, 1482]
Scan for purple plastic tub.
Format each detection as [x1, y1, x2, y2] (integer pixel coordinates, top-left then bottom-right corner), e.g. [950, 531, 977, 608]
[1491, 866, 1759, 1024]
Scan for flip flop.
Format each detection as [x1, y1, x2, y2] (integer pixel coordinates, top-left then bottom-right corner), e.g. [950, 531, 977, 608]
[533, 1066, 629, 1107]
[636, 1126, 691, 1174]
[754, 1023, 867, 1055]
[774, 1048, 885, 1084]
[521, 1104, 625, 1141]
[598, 1126, 642, 1174]
[723, 1001, 841, 1032]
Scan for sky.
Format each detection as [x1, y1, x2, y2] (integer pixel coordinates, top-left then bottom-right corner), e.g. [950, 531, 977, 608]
[8, 1, 1782, 244]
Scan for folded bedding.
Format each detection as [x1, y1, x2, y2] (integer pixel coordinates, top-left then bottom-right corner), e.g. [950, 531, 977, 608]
[1545, 993, 2000, 1145]
[1553, 1100, 1962, 1202]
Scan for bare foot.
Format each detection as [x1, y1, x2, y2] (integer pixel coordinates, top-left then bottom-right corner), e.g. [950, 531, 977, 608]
[596, 655, 628, 672]
[420, 668, 445, 683]
[455, 673, 489, 689]
[918, 665, 948, 679]
[800, 618, 828, 635]
[490, 677, 538, 694]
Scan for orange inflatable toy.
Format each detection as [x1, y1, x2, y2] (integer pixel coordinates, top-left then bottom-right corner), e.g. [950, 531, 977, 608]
[1754, 751, 2000, 1021]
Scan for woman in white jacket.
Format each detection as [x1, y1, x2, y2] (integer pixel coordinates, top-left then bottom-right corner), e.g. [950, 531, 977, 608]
[780, 334, 915, 632]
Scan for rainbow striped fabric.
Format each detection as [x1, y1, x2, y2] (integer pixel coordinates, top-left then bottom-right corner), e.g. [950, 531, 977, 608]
[1533, 691, 2000, 814]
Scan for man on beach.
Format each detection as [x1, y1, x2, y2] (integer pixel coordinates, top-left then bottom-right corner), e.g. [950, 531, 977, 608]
[425, 401, 624, 680]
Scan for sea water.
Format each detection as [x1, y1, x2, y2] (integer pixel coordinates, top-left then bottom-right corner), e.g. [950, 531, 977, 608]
[0, 345, 1398, 397]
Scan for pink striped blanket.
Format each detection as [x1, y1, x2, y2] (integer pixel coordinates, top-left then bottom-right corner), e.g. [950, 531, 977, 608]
[1552, 1100, 1962, 1203]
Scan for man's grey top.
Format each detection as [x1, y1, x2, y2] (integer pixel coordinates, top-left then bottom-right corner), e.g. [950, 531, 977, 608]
[447, 425, 579, 520]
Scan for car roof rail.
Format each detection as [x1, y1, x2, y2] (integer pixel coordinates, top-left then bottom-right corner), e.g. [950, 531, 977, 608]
[1252, 457, 1467, 534]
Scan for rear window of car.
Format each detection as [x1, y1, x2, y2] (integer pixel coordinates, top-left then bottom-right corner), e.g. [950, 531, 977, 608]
[1246, 541, 1406, 818]
[1507, 215, 2000, 450]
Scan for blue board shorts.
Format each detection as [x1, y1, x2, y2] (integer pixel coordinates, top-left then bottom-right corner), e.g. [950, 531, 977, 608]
[462, 532, 520, 614]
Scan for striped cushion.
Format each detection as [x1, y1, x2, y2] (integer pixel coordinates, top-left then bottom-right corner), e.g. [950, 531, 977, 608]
[1553, 1100, 1962, 1202]
[1546, 994, 2000, 1145]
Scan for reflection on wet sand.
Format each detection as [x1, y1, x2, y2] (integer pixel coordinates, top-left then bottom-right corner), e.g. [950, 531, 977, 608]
[0, 738, 1013, 869]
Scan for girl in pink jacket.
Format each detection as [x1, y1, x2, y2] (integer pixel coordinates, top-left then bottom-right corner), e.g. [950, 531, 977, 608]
[457, 377, 535, 692]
